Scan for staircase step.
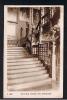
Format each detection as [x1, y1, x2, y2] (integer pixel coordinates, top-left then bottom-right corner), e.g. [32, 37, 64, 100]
[7, 66, 44, 70]
[7, 52, 28, 54]
[8, 60, 40, 63]
[8, 46, 24, 49]
[7, 55, 30, 59]
[7, 64, 43, 70]
[7, 56, 31, 59]
[7, 48, 25, 51]
[8, 74, 49, 85]
[7, 61, 41, 66]
[7, 50, 27, 52]
[7, 49, 26, 52]
[8, 78, 51, 91]
[7, 63, 43, 69]
[7, 54, 29, 57]
[7, 67, 45, 74]
[7, 70, 47, 79]
[7, 58, 38, 62]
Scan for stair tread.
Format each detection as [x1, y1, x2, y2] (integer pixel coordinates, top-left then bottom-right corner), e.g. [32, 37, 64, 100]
[8, 74, 49, 85]
[8, 47, 24, 48]
[7, 64, 43, 70]
[8, 78, 52, 91]
[7, 57, 38, 61]
[8, 72, 47, 80]
[7, 49, 25, 50]
[7, 56, 31, 59]
[7, 70, 47, 79]
[8, 46, 24, 49]
[7, 53, 28, 55]
[7, 60, 40, 64]
[7, 50, 26, 52]
[7, 53, 29, 57]
[7, 67, 45, 74]
[7, 50, 27, 52]
[7, 63, 43, 67]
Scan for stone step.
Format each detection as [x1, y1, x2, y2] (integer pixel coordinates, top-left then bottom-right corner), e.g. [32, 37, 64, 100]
[7, 48, 25, 51]
[7, 55, 30, 59]
[7, 58, 38, 62]
[7, 50, 25, 52]
[7, 66, 45, 71]
[8, 78, 51, 91]
[8, 78, 52, 91]
[7, 64, 43, 70]
[7, 70, 47, 79]
[7, 45, 17, 47]
[7, 67, 45, 74]
[8, 60, 40, 63]
[7, 61, 41, 66]
[8, 47, 24, 49]
[7, 56, 31, 59]
[7, 51, 28, 54]
[7, 50, 27, 52]
[8, 74, 49, 85]
[7, 53, 29, 56]
[7, 49, 26, 52]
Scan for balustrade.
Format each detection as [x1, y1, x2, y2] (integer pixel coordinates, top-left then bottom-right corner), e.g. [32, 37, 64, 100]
[32, 42, 52, 77]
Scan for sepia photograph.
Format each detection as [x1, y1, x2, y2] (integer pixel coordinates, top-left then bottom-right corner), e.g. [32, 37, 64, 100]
[4, 5, 64, 98]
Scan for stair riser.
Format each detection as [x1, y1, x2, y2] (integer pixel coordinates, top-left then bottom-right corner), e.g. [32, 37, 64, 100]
[8, 47, 25, 48]
[7, 52, 28, 55]
[7, 50, 26, 53]
[7, 71, 47, 79]
[8, 74, 48, 80]
[7, 63, 43, 69]
[7, 57, 30, 59]
[7, 58, 38, 61]
[7, 67, 45, 74]
[8, 74, 49, 85]
[7, 49, 25, 51]
[7, 56, 30, 59]
[7, 61, 41, 66]
[7, 59, 38, 62]
[7, 65, 43, 70]
[7, 49, 26, 53]
[8, 78, 51, 91]
[7, 54, 29, 57]
[7, 51, 28, 53]
[7, 67, 45, 72]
